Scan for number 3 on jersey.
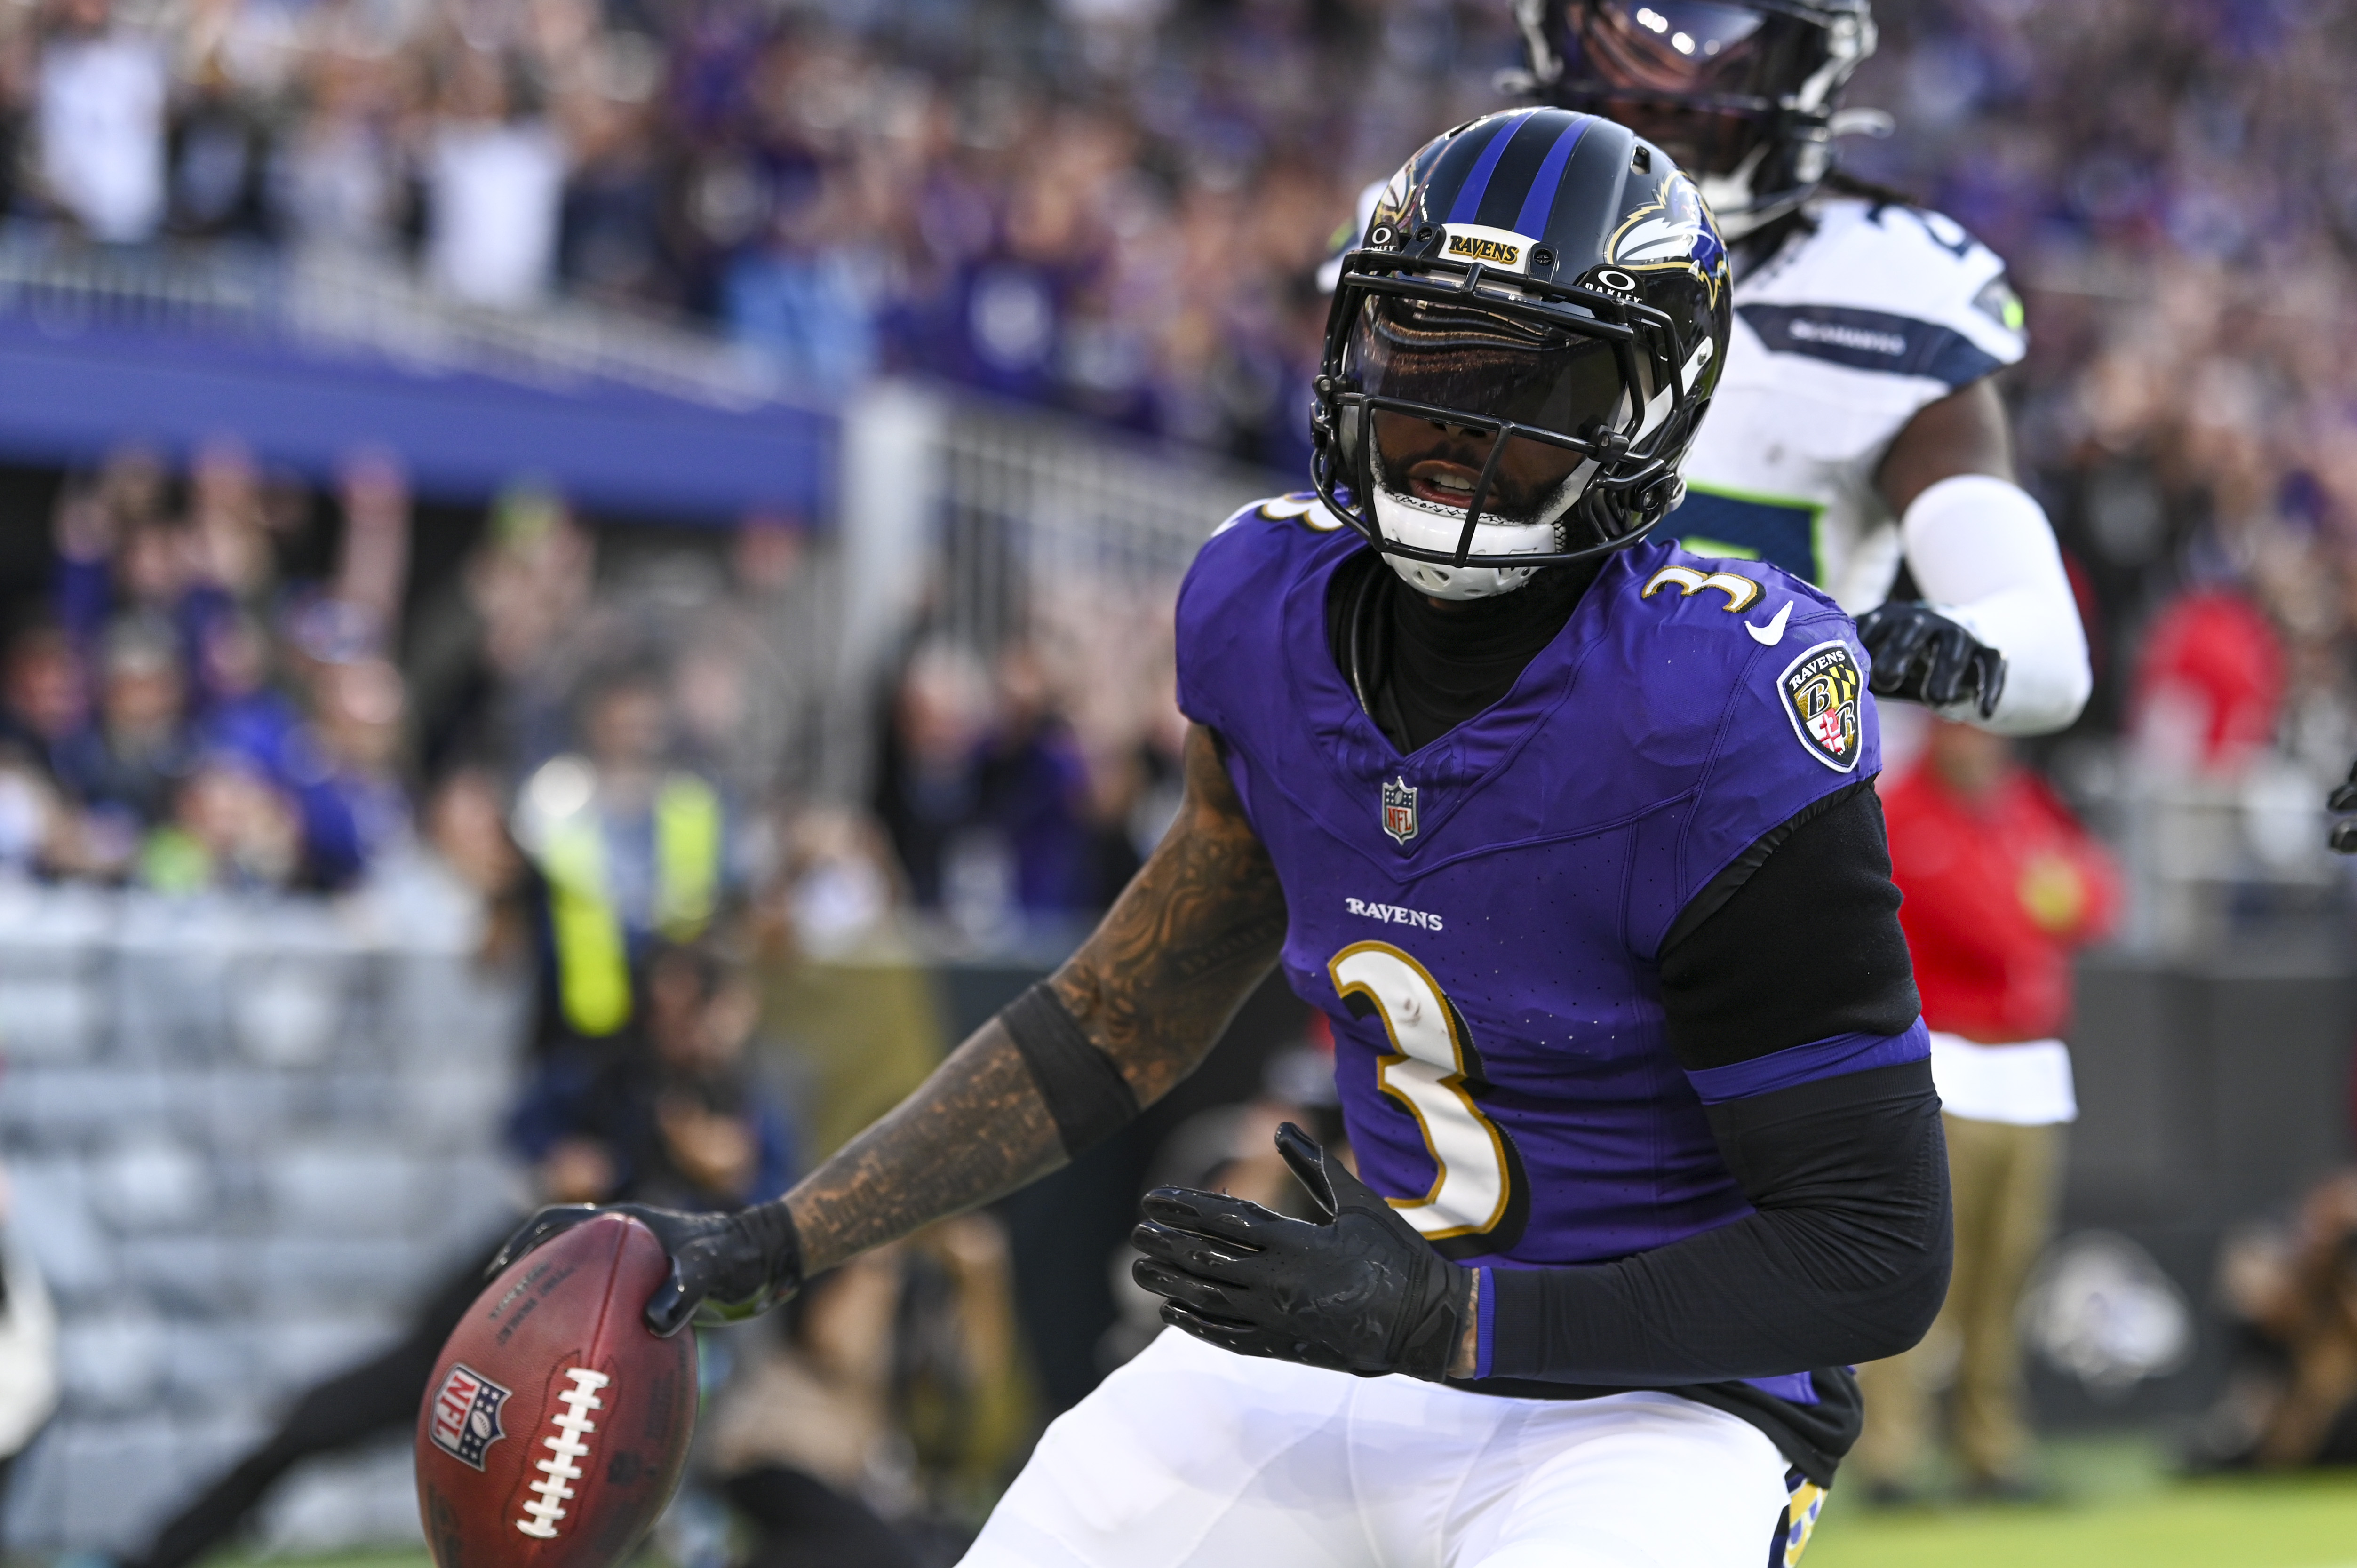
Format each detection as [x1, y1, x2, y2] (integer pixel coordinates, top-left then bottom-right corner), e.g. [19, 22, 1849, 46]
[1329, 942, 1528, 1258]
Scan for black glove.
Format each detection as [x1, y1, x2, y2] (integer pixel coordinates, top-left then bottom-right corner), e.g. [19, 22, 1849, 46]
[2330, 756, 2357, 852]
[1855, 600, 2007, 719]
[1130, 1122, 1471, 1381]
[490, 1200, 804, 1337]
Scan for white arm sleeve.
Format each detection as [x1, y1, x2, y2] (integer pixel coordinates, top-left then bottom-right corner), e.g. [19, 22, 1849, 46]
[1900, 473, 2092, 737]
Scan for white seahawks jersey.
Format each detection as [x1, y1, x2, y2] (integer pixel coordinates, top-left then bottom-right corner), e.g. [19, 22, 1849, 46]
[1668, 197, 2026, 612]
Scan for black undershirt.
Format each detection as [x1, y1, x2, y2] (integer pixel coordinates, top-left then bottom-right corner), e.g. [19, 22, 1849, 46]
[1334, 551, 1601, 755]
[1322, 549, 1946, 1483]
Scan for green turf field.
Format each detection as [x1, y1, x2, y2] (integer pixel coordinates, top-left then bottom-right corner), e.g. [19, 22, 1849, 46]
[204, 1437, 2357, 1568]
[1805, 1436, 2357, 1568]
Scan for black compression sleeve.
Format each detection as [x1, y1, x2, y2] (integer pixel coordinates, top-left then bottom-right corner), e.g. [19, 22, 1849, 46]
[1659, 780, 1920, 1070]
[1000, 982, 1139, 1159]
[1462, 783, 1939, 1390]
[1481, 1058, 1951, 1383]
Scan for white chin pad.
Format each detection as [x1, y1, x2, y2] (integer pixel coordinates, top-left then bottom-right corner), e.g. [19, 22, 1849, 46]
[1370, 487, 1552, 600]
[1385, 557, 1537, 600]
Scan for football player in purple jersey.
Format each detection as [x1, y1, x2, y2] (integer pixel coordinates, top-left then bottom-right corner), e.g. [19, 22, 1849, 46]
[500, 110, 1948, 1567]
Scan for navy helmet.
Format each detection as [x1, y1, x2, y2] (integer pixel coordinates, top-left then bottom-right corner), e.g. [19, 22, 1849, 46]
[1513, 0, 1878, 238]
[1312, 109, 1731, 599]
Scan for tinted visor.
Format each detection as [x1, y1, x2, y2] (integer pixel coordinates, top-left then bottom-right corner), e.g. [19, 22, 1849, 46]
[1347, 294, 1638, 441]
[1577, 1, 1814, 100]
[1564, 1, 1828, 171]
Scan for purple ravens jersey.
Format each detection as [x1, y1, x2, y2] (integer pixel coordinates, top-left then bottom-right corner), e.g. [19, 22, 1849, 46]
[1175, 494, 1929, 1401]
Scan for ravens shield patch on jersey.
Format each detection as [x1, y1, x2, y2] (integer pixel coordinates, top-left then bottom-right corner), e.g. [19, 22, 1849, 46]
[1778, 642, 1863, 772]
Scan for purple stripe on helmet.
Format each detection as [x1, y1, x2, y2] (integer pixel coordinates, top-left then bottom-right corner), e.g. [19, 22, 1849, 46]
[1445, 111, 1537, 227]
[1511, 114, 1591, 240]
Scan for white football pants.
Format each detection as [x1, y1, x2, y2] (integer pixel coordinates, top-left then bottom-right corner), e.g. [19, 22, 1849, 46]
[959, 1328, 1797, 1568]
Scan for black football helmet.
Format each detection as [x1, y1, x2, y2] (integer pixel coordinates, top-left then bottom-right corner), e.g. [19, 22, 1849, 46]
[1513, 0, 1877, 238]
[1312, 109, 1731, 599]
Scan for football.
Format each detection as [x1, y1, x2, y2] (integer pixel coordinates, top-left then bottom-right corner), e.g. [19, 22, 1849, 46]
[415, 1215, 699, 1568]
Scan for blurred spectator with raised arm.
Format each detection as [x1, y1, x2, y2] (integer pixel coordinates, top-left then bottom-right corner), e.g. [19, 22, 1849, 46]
[50, 447, 195, 662]
[329, 451, 413, 655]
[408, 484, 596, 781]
[183, 437, 275, 609]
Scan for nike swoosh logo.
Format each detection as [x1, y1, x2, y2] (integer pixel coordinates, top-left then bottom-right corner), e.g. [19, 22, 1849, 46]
[1746, 603, 1792, 646]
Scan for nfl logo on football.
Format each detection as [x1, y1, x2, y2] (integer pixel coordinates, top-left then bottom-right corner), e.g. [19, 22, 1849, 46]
[1382, 777, 1418, 845]
[429, 1363, 511, 1471]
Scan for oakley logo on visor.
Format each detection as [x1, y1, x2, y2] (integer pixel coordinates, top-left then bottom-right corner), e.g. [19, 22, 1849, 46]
[1440, 224, 1534, 275]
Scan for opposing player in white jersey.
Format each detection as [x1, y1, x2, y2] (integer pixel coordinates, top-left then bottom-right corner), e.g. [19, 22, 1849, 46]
[1326, 0, 2089, 734]
[1517, 0, 2086, 731]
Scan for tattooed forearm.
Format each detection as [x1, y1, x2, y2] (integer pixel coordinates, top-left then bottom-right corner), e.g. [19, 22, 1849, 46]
[780, 724, 1288, 1275]
[786, 1017, 1058, 1274]
[1051, 725, 1290, 1106]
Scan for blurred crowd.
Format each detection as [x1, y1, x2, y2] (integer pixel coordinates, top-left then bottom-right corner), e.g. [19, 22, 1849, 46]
[0, 440, 414, 892]
[5, 0, 2356, 816]
[0, 0, 1503, 469]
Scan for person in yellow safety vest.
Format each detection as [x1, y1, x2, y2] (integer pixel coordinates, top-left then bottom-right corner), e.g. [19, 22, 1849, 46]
[514, 669, 733, 1039]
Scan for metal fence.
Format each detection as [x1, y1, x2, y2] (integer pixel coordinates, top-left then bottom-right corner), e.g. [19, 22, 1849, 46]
[829, 385, 1290, 805]
[929, 400, 1284, 656]
[0, 883, 529, 1555]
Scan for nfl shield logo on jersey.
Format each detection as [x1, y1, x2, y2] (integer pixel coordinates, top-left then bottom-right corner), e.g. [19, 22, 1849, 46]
[427, 1362, 510, 1470]
[1381, 777, 1418, 844]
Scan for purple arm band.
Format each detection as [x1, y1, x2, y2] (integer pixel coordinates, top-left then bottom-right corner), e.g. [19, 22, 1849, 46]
[1683, 1018, 1930, 1106]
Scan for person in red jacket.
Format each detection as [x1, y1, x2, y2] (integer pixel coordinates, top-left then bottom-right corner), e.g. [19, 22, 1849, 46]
[1855, 717, 2122, 1501]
